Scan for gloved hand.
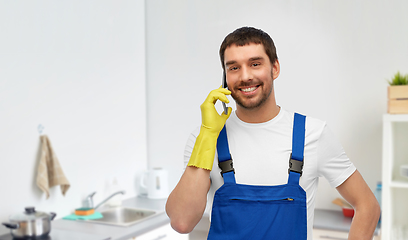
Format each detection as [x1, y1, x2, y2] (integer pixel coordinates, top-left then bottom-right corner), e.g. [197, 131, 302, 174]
[188, 86, 232, 170]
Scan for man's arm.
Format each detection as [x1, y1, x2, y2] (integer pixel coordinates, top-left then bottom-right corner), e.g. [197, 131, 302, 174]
[166, 87, 232, 234]
[336, 170, 381, 240]
[165, 166, 210, 233]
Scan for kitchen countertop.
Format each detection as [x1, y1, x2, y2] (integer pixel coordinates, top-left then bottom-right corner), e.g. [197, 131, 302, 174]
[52, 196, 169, 240]
[314, 208, 381, 236]
[0, 228, 110, 240]
[54, 207, 380, 239]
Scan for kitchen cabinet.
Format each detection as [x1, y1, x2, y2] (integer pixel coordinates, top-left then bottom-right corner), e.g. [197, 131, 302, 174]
[382, 114, 408, 239]
[133, 223, 188, 240]
[313, 228, 348, 239]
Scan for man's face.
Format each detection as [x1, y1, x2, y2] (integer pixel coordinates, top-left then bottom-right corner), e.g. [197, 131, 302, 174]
[224, 43, 279, 110]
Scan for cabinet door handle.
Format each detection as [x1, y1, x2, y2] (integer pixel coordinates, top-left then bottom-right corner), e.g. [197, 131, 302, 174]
[153, 234, 167, 240]
[319, 235, 348, 240]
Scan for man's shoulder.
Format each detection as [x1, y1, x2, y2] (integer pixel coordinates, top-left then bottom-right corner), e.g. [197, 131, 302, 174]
[283, 108, 327, 133]
[282, 108, 325, 122]
[304, 114, 327, 129]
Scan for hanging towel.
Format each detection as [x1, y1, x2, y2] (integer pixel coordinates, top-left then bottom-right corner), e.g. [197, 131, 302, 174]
[36, 135, 70, 199]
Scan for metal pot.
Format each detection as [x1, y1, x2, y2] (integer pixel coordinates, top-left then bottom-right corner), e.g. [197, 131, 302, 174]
[2, 207, 56, 239]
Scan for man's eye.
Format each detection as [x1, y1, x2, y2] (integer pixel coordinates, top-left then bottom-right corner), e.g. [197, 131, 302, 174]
[229, 66, 238, 71]
[252, 63, 260, 67]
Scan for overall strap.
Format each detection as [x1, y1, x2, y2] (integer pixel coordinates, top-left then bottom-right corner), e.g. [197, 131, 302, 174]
[288, 113, 306, 185]
[216, 126, 236, 184]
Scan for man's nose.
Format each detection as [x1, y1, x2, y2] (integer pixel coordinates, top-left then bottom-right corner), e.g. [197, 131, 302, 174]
[240, 66, 253, 81]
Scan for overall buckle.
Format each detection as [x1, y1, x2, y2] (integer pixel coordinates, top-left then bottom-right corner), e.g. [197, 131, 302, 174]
[288, 154, 303, 176]
[218, 158, 235, 176]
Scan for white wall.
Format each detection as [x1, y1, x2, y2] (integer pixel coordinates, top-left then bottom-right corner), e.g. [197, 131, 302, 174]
[146, 0, 408, 210]
[0, 0, 146, 225]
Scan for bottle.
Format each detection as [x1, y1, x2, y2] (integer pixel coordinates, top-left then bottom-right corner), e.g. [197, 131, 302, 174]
[374, 181, 382, 223]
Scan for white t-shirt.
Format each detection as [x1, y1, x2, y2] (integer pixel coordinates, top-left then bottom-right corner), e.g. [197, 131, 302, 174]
[183, 108, 356, 240]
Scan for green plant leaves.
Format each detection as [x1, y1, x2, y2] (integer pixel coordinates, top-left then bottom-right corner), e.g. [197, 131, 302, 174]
[388, 72, 408, 85]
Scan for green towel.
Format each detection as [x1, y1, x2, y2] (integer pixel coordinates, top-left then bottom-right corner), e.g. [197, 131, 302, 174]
[63, 212, 103, 220]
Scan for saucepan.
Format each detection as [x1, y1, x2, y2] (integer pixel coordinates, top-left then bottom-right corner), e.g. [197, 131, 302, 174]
[2, 207, 57, 239]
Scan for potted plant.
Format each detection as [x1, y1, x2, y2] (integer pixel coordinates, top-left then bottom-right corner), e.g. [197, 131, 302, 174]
[388, 72, 408, 114]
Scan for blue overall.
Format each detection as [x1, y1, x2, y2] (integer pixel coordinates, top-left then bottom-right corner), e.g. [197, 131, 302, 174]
[207, 113, 307, 240]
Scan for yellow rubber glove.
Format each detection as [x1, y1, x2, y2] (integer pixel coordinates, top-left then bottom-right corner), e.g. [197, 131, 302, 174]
[187, 86, 232, 170]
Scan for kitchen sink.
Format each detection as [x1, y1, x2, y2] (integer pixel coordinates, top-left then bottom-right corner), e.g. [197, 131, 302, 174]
[85, 207, 157, 227]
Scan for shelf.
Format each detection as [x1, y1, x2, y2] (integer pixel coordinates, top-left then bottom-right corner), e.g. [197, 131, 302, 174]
[384, 114, 408, 122]
[390, 180, 408, 189]
[382, 114, 408, 239]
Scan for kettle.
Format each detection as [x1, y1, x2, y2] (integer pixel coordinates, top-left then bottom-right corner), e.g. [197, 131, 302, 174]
[140, 168, 169, 199]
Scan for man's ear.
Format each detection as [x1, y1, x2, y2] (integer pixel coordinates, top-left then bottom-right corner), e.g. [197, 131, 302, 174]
[272, 60, 280, 80]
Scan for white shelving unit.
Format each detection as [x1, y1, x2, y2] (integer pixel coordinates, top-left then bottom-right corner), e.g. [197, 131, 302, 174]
[382, 114, 408, 239]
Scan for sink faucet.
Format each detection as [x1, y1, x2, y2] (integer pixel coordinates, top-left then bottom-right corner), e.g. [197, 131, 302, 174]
[84, 190, 126, 209]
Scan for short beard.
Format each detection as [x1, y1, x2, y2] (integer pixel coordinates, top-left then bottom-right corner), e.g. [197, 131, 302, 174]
[233, 84, 273, 109]
[231, 70, 274, 110]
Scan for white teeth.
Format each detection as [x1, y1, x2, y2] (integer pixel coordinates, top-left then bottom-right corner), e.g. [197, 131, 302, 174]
[241, 87, 257, 92]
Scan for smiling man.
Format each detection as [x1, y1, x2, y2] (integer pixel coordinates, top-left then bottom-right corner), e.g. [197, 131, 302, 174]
[166, 27, 380, 240]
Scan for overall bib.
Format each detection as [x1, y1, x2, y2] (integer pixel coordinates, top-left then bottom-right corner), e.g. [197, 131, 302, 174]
[207, 113, 307, 240]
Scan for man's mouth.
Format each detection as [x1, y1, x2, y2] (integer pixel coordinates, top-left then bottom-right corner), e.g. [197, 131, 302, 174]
[240, 86, 259, 93]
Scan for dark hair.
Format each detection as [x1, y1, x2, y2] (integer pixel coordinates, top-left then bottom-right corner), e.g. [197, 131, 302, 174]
[219, 27, 278, 70]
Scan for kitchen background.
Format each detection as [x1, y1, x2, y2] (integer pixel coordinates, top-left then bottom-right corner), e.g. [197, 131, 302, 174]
[0, 0, 147, 225]
[1, 0, 408, 228]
